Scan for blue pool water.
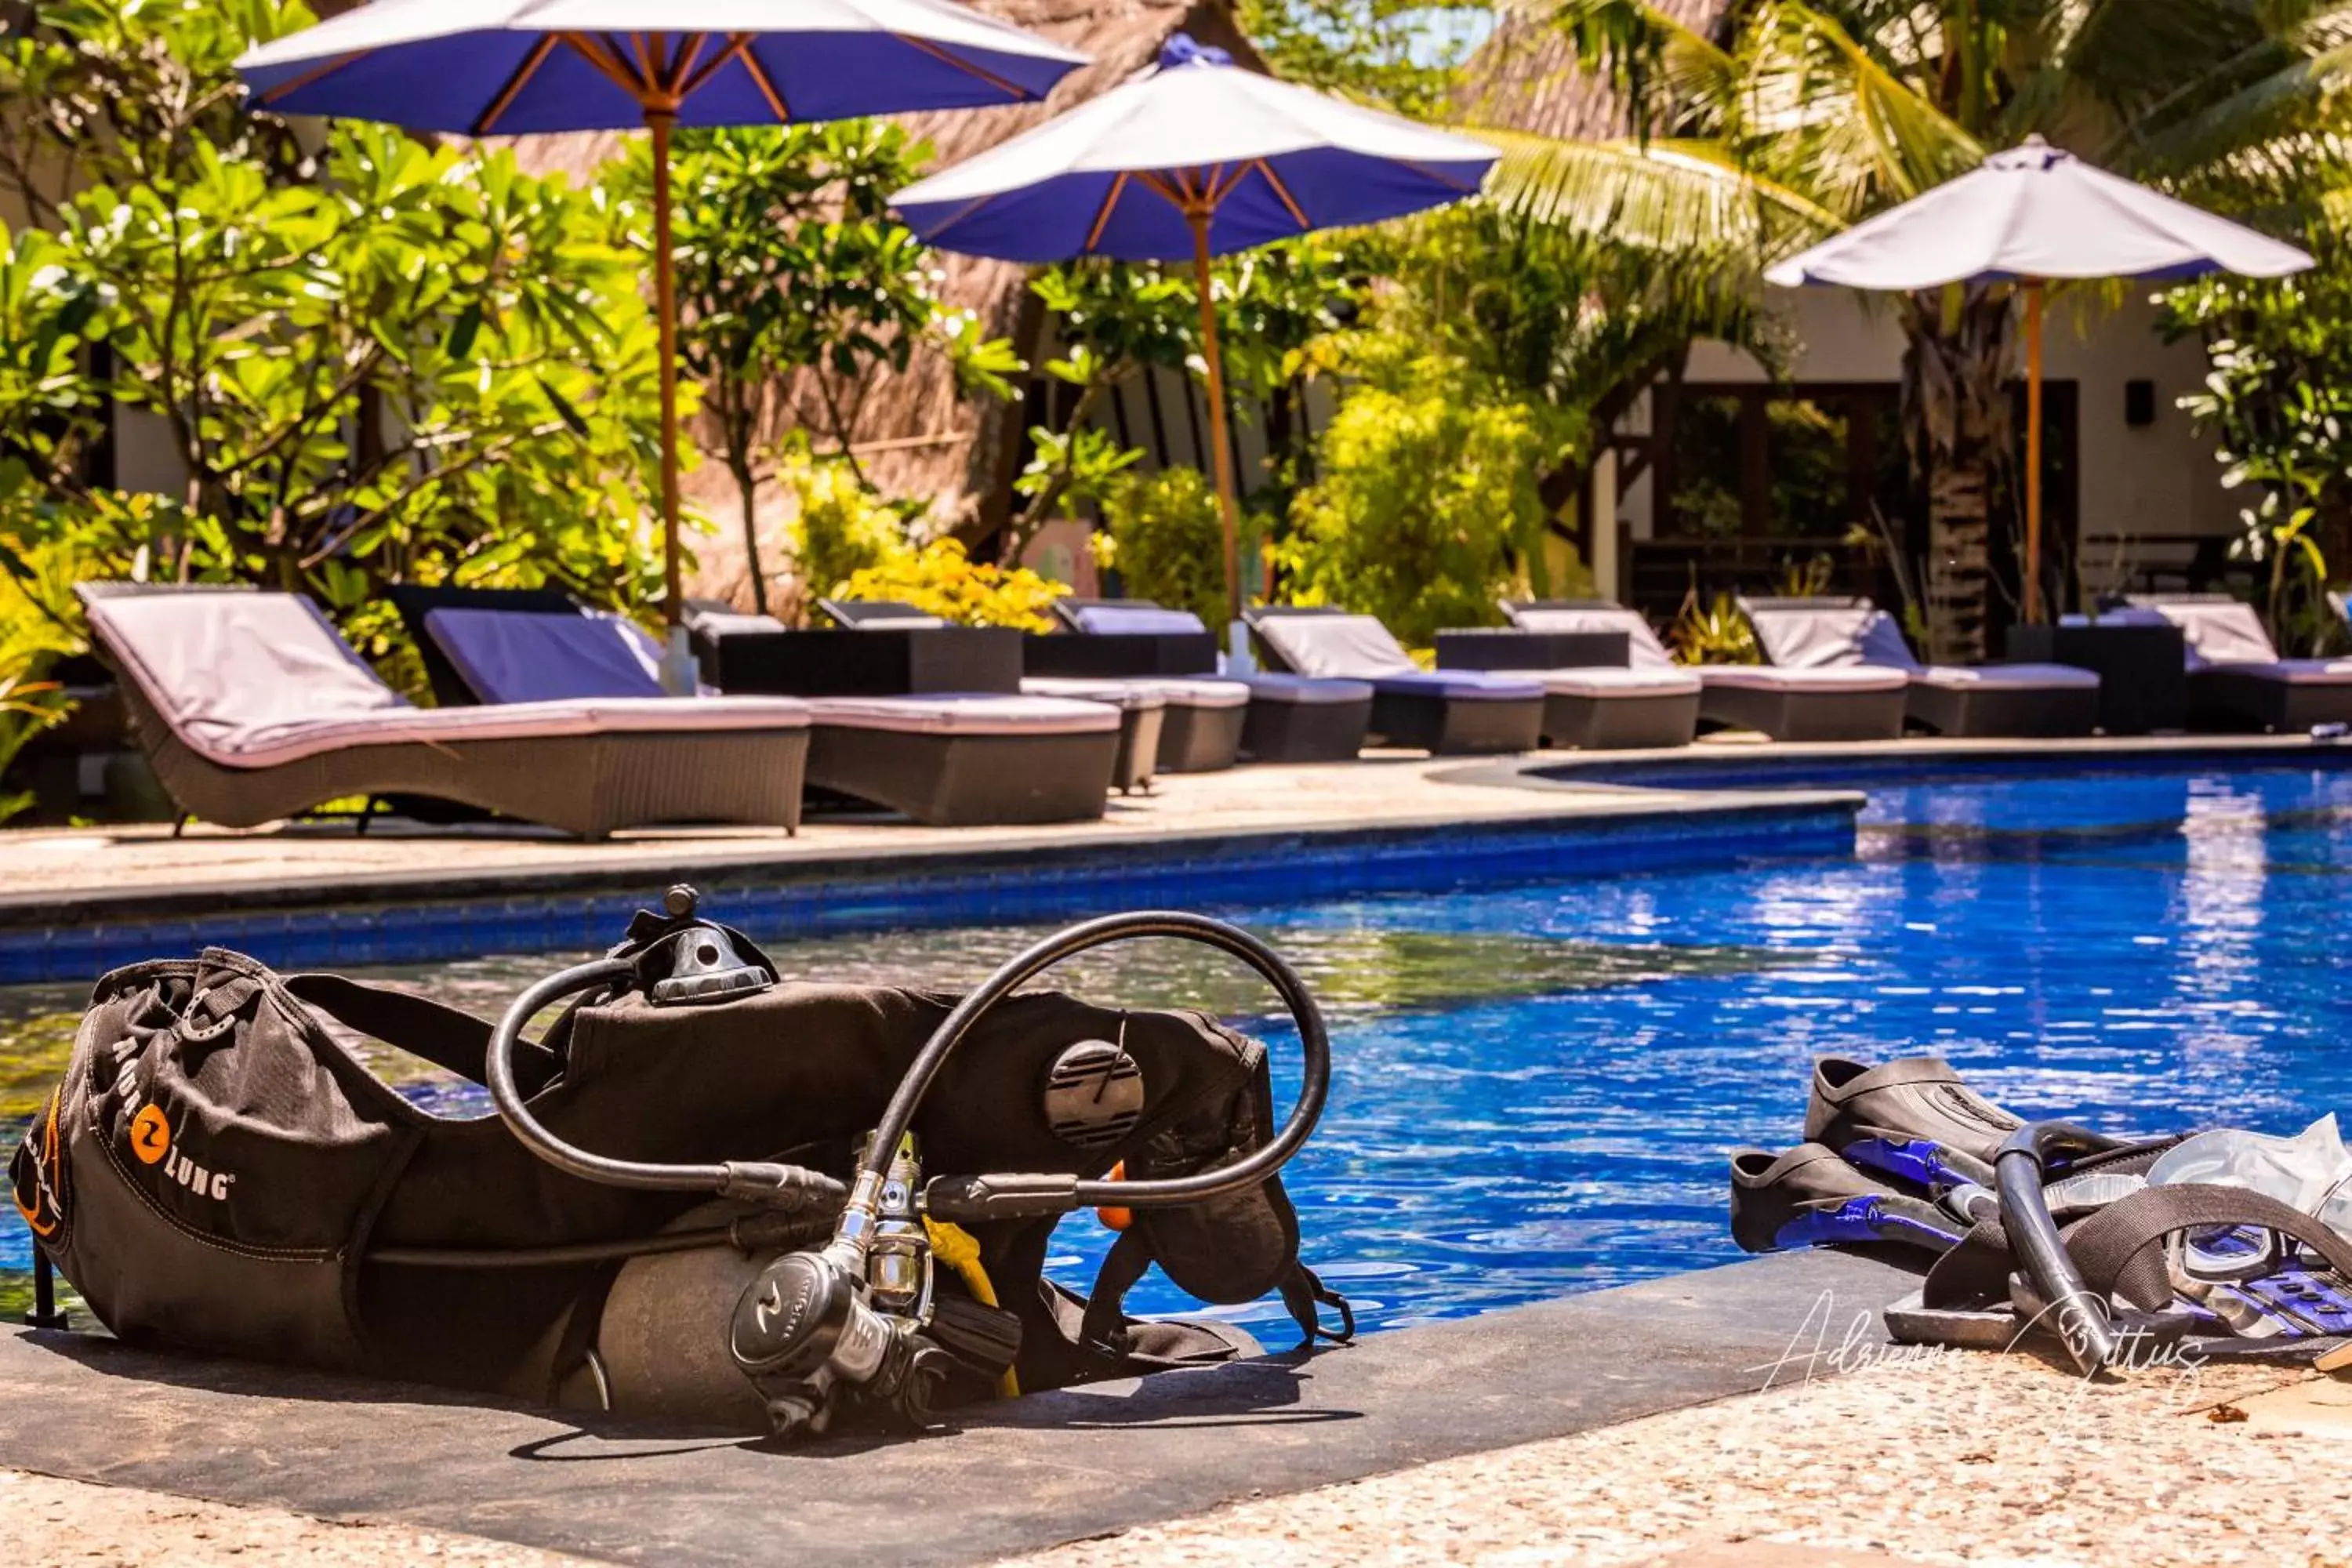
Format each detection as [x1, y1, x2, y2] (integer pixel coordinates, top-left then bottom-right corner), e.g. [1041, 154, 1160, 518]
[11, 758, 2352, 1337]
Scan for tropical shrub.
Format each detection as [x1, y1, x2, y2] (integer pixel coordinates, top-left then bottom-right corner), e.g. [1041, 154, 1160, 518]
[0, 0, 668, 644]
[1284, 350, 1554, 647]
[624, 122, 1018, 614]
[1096, 466, 1232, 630]
[2161, 238, 2352, 653]
[782, 442, 913, 615]
[837, 539, 1068, 633]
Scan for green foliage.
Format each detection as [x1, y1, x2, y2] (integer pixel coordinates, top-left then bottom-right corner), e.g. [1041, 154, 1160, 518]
[838, 538, 1067, 633]
[1237, 0, 1489, 119]
[780, 441, 913, 615]
[0, 0, 668, 653]
[1486, 0, 2352, 656]
[0, 527, 88, 822]
[624, 123, 1013, 613]
[1284, 351, 1552, 646]
[1667, 586, 1759, 666]
[1014, 241, 1362, 556]
[2163, 237, 2352, 652]
[1096, 466, 1232, 630]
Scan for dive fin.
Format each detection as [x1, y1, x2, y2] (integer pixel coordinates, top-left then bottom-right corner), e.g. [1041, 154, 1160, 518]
[1729, 1143, 1964, 1255]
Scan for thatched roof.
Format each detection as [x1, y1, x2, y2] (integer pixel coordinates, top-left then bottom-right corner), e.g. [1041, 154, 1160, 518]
[1454, 1, 1726, 140]
[495, 0, 1261, 610]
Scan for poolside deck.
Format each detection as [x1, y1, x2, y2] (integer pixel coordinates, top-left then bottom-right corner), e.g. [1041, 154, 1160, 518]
[10, 730, 2332, 915]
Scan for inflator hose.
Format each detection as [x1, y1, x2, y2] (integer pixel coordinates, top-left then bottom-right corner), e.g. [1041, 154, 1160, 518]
[483, 956, 844, 1208]
[866, 910, 1333, 1221]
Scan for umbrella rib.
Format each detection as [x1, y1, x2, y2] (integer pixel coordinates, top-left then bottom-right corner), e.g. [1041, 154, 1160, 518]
[664, 34, 709, 96]
[562, 31, 649, 96]
[891, 34, 1036, 102]
[255, 51, 367, 106]
[1083, 170, 1131, 252]
[680, 33, 755, 98]
[738, 45, 793, 120]
[471, 34, 561, 136]
[1253, 159, 1309, 230]
[1398, 158, 1482, 194]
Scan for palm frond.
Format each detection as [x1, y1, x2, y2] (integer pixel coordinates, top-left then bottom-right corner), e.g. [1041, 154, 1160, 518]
[1501, 0, 1743, 136]
[2110, 32, 2352, 176]
[1741, 2, 1984, 218]
[1477, 129, 1846, 260]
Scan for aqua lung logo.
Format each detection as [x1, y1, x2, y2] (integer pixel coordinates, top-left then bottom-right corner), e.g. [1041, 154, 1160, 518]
[126, 1102, 235, 1201]
[162, 1147, 235, 1203]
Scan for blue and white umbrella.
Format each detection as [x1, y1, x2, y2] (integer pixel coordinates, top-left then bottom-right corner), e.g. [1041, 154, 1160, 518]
[892, 36, 1498, 620]
[1766, 136, 2311, 624]
[238, 0, 1087, 624]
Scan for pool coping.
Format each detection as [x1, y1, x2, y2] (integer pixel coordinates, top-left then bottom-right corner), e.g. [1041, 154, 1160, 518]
[2, 789, 1866, 929]
[0, 1247, 1917, 1566]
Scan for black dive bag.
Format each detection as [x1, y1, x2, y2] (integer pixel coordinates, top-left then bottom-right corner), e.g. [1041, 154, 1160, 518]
[12, 942, 1337, 1408]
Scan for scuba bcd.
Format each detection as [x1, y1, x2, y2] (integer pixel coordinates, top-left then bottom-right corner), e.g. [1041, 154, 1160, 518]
[481, 887, 1338, 1440]
[13, 887, 1350, 1443]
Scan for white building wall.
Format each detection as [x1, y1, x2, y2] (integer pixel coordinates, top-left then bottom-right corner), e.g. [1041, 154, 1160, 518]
[1641, 287, 2242, 592]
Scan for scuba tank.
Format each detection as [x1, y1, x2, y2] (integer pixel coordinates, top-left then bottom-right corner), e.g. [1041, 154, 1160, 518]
[9, 888, 1351, 1440]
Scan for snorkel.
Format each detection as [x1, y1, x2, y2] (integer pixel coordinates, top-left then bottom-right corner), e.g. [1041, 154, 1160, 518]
[482, 888, 1333, 1440]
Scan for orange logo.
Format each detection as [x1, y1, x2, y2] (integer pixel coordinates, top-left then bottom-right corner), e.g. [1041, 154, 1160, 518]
[129, 1105, 170, 1166]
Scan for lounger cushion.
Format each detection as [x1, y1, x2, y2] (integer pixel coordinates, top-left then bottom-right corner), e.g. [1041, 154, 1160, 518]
[2220, 659, 2352, 684]
[804, 695, 1120, 735]
[1502, 604, 1679, 670]
[1241, 673, 1374, 706]
[687, 608, 789, 640]
[1743, 601, 1889, 671]
[1068, 604, 1210, 636]
[1537, 666, 1703, 697]
[1368, 670, 1546, 702]
[86, 590, 809, 769]
[1253, 613, 1417, 678]
[1023, 676, 1247, 710]
[424, 606, 667, 703]
[1019, 677, 1167, 713]
[2122, 598, 2281, 668]
[1912, 662, 2099, 691]
[1698, 666, 1910, 694]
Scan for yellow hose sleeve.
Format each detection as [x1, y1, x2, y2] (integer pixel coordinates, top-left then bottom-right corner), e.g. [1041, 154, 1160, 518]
[925, 1218, 1019, 1399]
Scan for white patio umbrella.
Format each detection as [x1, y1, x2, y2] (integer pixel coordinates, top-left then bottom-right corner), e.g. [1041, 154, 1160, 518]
[891, 36, 1497, 628]
[1766, 135, 2312, 624]
[236, 1, 1087, 632]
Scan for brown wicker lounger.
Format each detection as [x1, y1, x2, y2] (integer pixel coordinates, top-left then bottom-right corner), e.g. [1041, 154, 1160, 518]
[79, 583, 811, 837]
[1245, 608, 1544, 754]
[1737, 596, 2100, 738]
[1503, 601, 1907, 742]
[2120, 594, 2352, 732]
[412, 597, 1122, 826]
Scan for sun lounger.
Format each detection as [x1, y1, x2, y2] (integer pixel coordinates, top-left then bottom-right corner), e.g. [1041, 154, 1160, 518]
[78, 583, 811, 837]
[1442, 606, 1701, 750]
[410, 600, 1122, 826]
[1502, 601, 1906, 742]
[1033, 600, 1359, 766]
[1737, 596, 2099, 738]
[1245, 608, 1545, 754]
[2114, 593, 2352, 732]
[818, 597, 1195, 789]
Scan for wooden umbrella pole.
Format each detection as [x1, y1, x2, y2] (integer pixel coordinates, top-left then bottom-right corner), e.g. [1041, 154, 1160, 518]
[648, 105, 684, 625]
[2024, 278, 2045, 626]
[1188, 209, 1243, 625]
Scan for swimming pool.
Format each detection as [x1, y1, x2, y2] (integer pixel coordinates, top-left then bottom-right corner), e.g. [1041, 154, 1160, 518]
[10, 757, 2352, 1336]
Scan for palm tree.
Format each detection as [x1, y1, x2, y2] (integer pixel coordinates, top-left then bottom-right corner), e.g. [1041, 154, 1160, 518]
[1477, 0, 2352, 660]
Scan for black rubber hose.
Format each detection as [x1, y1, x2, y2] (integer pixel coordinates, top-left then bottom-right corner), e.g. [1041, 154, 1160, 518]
[1996, 1120, 2121, 1374]
[484, 956, 842, 1207]
[871, 911, 1331, 1220]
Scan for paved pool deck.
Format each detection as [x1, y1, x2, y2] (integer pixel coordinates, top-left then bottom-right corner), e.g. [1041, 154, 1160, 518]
[8, 730, 2336, 920]
[0, 1250, 1918, 1567]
